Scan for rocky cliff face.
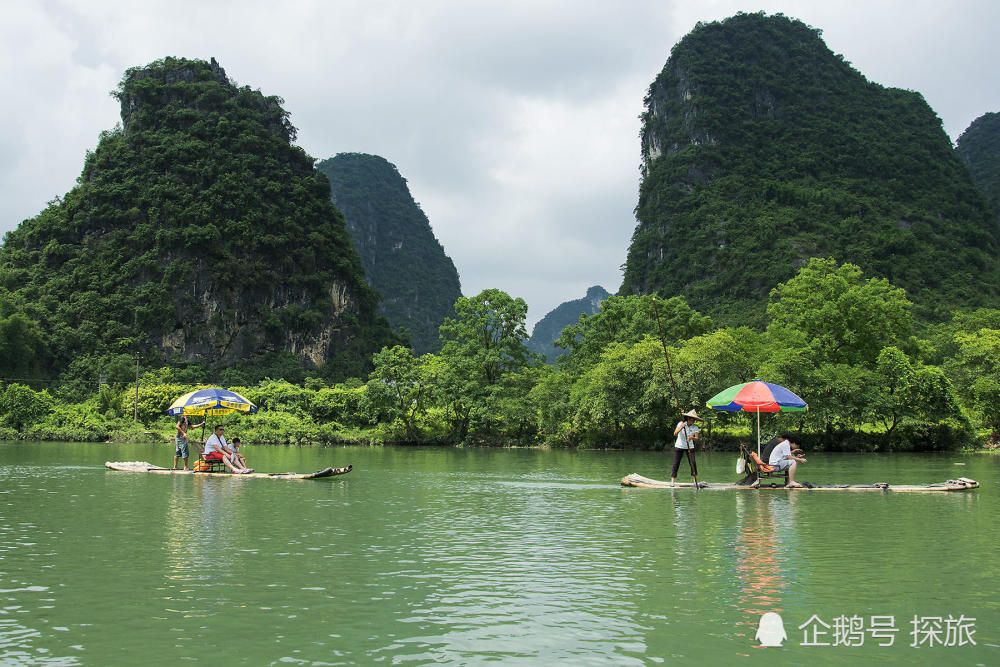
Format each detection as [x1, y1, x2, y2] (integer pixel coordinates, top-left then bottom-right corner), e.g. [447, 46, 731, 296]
[0, 57, 397, 377]
[316, 153, 463, 354]
[621, 13, 1000, 323]
[526, 286, 609, 362]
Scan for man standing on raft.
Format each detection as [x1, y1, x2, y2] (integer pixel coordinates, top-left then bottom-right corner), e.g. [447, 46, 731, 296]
[670, 409, 702, 486]
[174, 415, 205, 470]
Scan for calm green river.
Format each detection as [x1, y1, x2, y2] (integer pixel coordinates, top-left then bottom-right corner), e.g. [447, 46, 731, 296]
[1, 441, 997, 665]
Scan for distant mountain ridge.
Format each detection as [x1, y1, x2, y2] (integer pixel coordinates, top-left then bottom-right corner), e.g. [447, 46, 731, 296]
[316, 153, 462, 353]
[957, 112, 1000, 223]
[527, 286, 609, 362]
[621, 12, 1000, 324]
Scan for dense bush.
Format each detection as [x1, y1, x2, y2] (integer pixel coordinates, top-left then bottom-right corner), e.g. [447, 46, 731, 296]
[0, 384, 53, 431]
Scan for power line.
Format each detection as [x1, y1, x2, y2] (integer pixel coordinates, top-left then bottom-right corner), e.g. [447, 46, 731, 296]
[0, 377, 61, 383]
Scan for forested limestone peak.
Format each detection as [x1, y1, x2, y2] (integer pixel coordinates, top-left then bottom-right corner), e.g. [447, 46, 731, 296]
[621, 12, 1000, 325]
[0, 57, 400, 383]
[526, 285, 610, 363]
[956, 112, 1000, 222]
[316, 153, 462, 354]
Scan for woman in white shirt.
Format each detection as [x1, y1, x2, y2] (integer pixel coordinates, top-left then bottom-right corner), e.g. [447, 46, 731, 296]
[670, 409, 701, 486]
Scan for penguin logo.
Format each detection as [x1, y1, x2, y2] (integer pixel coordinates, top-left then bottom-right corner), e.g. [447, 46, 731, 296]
[755, 612, 787, 647]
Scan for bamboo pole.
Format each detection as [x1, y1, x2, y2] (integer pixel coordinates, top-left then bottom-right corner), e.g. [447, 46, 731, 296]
[652, 298, 698, 486]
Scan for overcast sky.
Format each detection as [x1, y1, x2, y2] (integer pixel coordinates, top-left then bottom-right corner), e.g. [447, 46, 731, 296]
[3, 1, 999, 329]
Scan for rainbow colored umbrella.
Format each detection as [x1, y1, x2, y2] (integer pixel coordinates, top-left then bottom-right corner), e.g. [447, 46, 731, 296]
[167, 388, 257, 417]
[706, 380, 807, 456]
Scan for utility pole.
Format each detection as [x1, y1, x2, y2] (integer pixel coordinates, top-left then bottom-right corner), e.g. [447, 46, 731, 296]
[134, 353, 139, 423]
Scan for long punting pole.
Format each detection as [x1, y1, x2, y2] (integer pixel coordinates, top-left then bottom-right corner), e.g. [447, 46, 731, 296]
[652, 298, 697, 485]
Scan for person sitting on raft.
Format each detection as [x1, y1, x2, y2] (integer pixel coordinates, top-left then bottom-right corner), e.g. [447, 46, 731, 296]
[203, 425, 253, 474]
[231, 437, 247, 469]
[768, 434, 806, 487]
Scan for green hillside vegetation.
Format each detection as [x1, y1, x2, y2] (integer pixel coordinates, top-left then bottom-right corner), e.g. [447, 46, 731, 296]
[621, 12, 1000, 325]
[0, 58, 399, 386]
[526, 285, 609, 362]
[956, 111, 1000, 221]
[5, 260, 998, 452]
[316, 153, 462, 354]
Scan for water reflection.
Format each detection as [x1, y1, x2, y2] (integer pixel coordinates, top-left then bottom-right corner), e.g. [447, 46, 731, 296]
[163, 476, 246, 581]
[1, 443, 996, 664]
[371, 474, 649, 664]
[159, 473, 248, 645]
[0, 462, 78, 664]
[733, 493, 798, 647]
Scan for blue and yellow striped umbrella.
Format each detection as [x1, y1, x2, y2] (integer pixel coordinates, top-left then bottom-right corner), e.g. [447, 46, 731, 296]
[167, 388, 257, 417]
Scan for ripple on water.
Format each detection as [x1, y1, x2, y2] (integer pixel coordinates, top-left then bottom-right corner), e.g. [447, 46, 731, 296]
[0, 445, 997, 664]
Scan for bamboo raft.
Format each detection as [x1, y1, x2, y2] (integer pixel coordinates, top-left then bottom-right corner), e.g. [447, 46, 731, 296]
[106, 461, 352, 480]
[621, 473, 979, 492]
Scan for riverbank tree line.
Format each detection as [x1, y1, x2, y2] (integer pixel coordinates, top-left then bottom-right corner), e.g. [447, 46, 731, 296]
[2, 258, 998, 451]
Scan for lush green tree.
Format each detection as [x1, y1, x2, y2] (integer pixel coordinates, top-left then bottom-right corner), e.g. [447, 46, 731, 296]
[0, 311, 46, 378]
[866, 347, 959, 439]
[309, 384, 367, 427]
[437, 289, 534, 441]
[0, 384, 53, 430]
[490, 367, 543, 442]
[233, 379, 312, 417]
[365, 345, 433, 440]
[955, 328, 1000, 440]
[440, 290, 531, 383]
[527, 366, 575, 440]
[129, 382, 189, 425]
[923, 308, 1000, 366]
[569, 337, 675, 444]
[673, 327, 765, 404]
[766, 258, 912, 367]
[556, 295, 712, 373]
[753, 259, 915, 434]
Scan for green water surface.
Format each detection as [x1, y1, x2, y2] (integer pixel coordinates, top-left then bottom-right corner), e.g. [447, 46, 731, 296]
[1, 442, 997, 665]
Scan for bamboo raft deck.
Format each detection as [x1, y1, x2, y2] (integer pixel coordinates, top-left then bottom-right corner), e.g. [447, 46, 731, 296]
[106, 461, 352, 480]
[621, 473, 979, 492]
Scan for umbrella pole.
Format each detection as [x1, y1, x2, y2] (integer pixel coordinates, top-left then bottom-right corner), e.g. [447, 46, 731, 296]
[756, 410, 761, 458]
